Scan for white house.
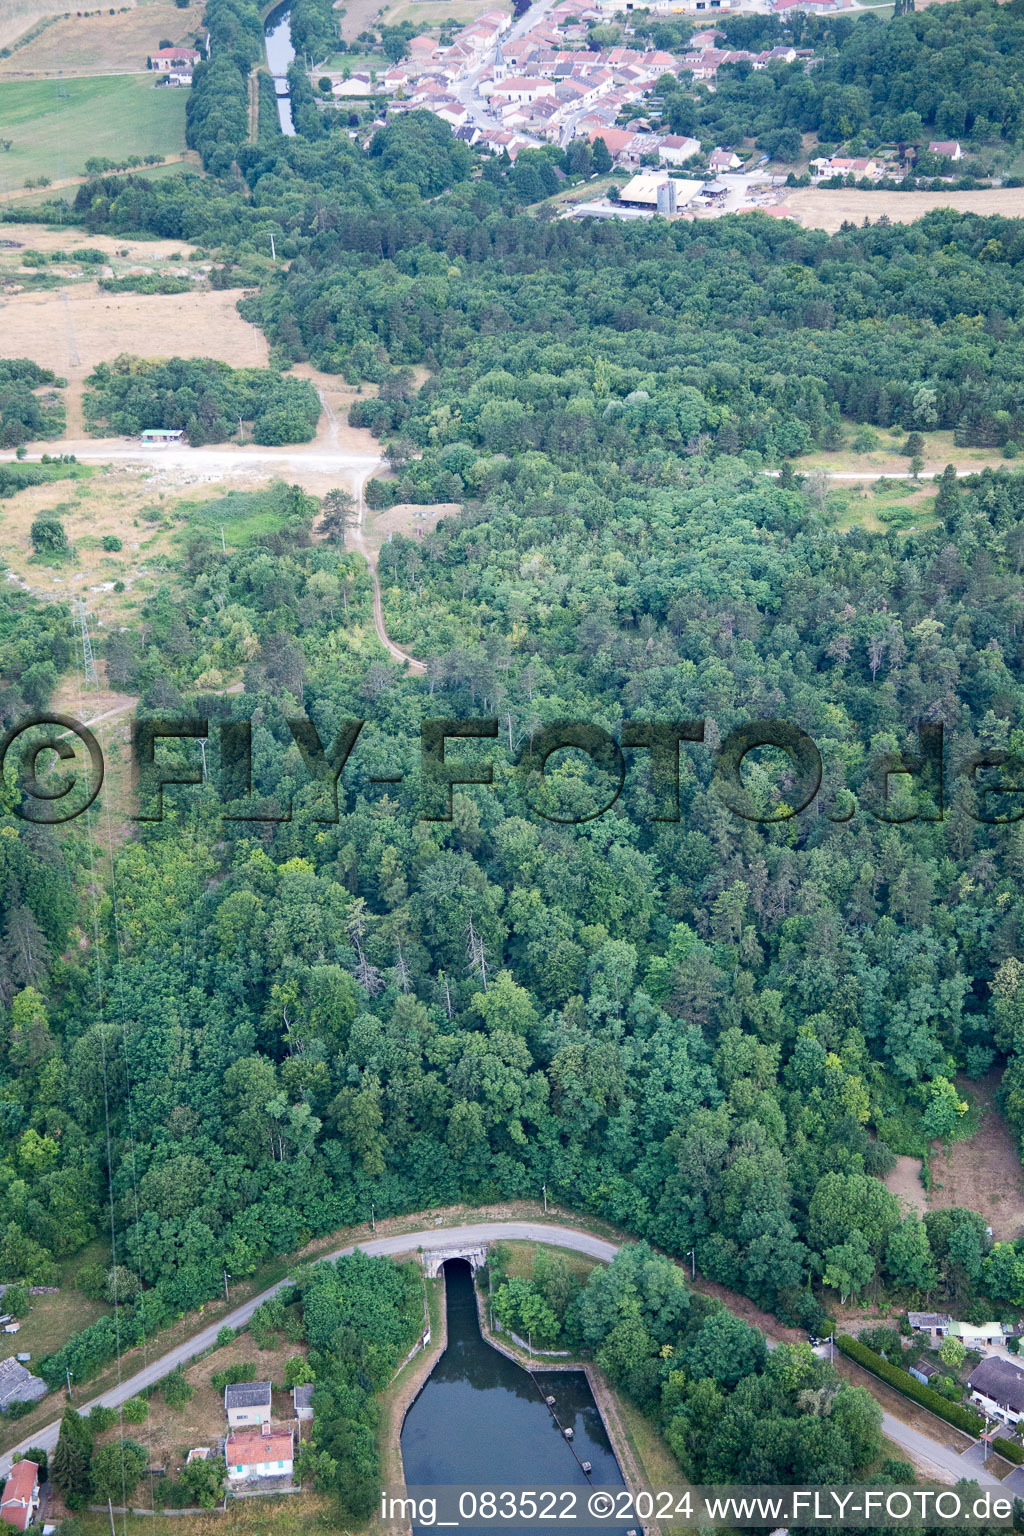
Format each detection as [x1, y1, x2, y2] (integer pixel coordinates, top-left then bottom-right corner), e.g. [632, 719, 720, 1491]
[952, 1320, 1006, 1349]
[928, 139, 962, 161]
[968, 1357, 1024, 1426]
[708, 146, 741, 172]
[293, 1384, 314, 1422]
[657, 134, 701, 165]
[224, 1381, 272, 1428]
[224, 1424, 294, 1484]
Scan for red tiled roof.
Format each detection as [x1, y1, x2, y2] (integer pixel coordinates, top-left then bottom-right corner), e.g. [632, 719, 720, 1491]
[1, 1461, 38, 1533]
[226, 1430, 293, 1468]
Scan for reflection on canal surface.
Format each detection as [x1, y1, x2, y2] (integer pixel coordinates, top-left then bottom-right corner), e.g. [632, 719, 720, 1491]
[264, 3, 295, 135]
[401, 1261, 630, 1536]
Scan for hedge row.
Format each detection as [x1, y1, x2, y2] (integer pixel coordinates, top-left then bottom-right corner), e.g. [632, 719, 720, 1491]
[38, 1292, 173, 1390]
[836, 1335, 984, 1436]
[994, 1437, 1024, 1464]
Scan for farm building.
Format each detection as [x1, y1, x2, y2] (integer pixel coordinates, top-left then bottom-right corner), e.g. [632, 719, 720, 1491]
[150, 47, 200, 70]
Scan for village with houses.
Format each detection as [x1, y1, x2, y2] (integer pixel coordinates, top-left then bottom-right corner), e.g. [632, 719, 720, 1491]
[353, 0, 829, 182]
[138, 0, 984, 228]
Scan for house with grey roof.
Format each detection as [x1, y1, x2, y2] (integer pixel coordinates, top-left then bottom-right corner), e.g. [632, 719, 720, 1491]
[968, 1357, 1024, 1425]
[907, 1312, 952, 1343]
[293, 1384, 314, 1422]
[224, 1380, 272, 1428]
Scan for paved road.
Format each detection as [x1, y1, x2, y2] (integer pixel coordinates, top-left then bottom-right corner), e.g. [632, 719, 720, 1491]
[0, 443, 383, 477]
[0, 1220, 1001, 1489]
[877, 1414, 1002, 1491]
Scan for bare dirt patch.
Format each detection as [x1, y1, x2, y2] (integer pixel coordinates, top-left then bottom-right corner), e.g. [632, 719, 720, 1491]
[885, 1154, 930, 1219]
[365, 500, 460, 554]
[928, 1076, 1024, 1240]
[883, 1076, 1024, 1241]
[291, 362, 389, 460]
[786, 185, 1024, 234]
[0, 3, 204, 76]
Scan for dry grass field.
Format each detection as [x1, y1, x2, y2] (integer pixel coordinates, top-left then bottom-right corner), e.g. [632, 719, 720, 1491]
[0, 219, 196, 261]
[0, 0, 63, 50]
[786, 184, 1024, 233]
[0, 3, 203, 76]
[0, 281, 267, 376]
[0, 462, 190, 624]
[0, 278, 267, 434]
[363, 499, 460, 553]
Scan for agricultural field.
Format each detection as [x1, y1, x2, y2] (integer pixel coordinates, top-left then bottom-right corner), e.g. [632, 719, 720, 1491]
[0, 0, 63, 51]
[341, 0, 503, 43]
[0, 75, 186, 195]
[787, 183, 1024, 233]
[0, 3, 203, 77]
[0, 282, 266, 379]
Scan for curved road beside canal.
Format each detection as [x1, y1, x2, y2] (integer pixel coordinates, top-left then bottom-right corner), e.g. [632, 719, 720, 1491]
[0, 1220, 1001, 1490]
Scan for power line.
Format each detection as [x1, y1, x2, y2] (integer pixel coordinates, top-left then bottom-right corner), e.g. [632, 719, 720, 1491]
[73, 596, 98, 687]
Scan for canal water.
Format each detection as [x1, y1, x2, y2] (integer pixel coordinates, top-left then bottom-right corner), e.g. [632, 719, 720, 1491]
[401, 1261, 631, 1536]
[263, 2, 296, 135]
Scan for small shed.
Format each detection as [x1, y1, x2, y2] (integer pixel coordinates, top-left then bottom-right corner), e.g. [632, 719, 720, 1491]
[293, 1384, 314, 1422]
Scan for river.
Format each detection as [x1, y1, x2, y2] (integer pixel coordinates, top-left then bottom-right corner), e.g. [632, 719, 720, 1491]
[401, 1262, 632, 1536]
[263, 2, 296, 136]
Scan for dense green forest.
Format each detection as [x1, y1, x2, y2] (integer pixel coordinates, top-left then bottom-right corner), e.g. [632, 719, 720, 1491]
[83, 357, 322, 445]
[7, 0, 1024, 1498]
[0, 360, 65, 450]
[645, 0, 1024, 156]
